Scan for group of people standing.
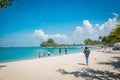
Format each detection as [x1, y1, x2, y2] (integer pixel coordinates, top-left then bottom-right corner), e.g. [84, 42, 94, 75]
[58, 48, 67, 55]
[39, 48, 68, 58]
[39, 47, 90, 66]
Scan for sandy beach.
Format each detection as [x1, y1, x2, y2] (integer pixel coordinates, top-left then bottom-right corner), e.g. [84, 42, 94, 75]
[0, 49, 120, 80]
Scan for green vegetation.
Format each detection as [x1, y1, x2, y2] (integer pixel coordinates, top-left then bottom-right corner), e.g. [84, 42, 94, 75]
[40, 38, 72, 48]
[84, 38, 102, 45]
[102, 24, 120, 45]
[40, 38, 83, 47]
[40, 38, 57, 47]
[108, 24, 120, 42]
[0, 0, 13, 8]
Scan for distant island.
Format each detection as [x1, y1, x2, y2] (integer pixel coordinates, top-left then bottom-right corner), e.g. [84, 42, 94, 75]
[40, 38, 83, 48]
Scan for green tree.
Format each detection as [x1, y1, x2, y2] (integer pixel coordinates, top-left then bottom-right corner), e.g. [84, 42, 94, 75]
[0, 0, 13, 8]
[47, 38, 55, 44]
[102, 36, 109, 45]
[40, 38, 57, 47]
[40, 41, 47, 47]
[99, 36, 102, 41]
[84, 38, 93, 45]
[84, 24, 120, 46]
[84, 38, 102, 45]
[108, 24, 120, 42]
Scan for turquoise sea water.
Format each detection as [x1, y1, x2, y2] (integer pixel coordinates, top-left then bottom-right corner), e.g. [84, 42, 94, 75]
[0, 47, 96, 63]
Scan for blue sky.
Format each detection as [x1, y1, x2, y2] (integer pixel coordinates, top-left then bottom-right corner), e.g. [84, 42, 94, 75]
[0, 0, 120, 47]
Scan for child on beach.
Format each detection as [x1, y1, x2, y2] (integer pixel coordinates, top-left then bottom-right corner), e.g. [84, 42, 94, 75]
[48, 51, 51, 56]
[43, 52, 45, 57]
[83, 47, 90, 65]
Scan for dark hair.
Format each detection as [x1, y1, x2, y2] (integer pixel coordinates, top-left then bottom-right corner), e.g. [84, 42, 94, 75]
[85, 47, 88, 49]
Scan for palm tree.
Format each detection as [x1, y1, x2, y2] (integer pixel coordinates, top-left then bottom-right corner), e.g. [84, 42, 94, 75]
[109, 24, 120, 42]
[102, 36, 112, 45]
[99, 36, 102, 42]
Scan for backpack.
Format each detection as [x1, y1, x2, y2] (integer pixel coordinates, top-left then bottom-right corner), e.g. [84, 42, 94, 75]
[84, 49, 90, 55]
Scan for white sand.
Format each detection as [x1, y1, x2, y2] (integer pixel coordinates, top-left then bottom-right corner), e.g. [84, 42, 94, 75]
[0, 50, 120, 80]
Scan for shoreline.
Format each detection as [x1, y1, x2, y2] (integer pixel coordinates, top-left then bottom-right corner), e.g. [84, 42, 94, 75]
[0, 51, 83, 64]
[0, 49, 120, 80]
[0, 47, 96, 63]
[0, 48, 97, 64]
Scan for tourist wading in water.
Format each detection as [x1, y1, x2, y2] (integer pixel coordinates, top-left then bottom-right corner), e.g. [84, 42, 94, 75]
[83, 47, 90, 65]
[59, 48, 62, 55]
[48, 50, 51, 56]
[65, 48, 67, 54]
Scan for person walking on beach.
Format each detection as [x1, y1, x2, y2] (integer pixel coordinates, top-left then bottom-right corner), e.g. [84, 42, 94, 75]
[83, 47, 90, 65]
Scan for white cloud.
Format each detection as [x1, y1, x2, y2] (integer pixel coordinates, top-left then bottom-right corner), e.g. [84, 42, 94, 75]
[99, 24, 105, 30]
[33, 29, 68, 41]
[33, 29, 48, 40]
[99, 18, 117, 31]
[73, 15, 117, 43]
[83, 20, 93, 33]
[32, 13, 118, 44]
[74, 26, 83, 33]
[50, 33, 68, 40]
